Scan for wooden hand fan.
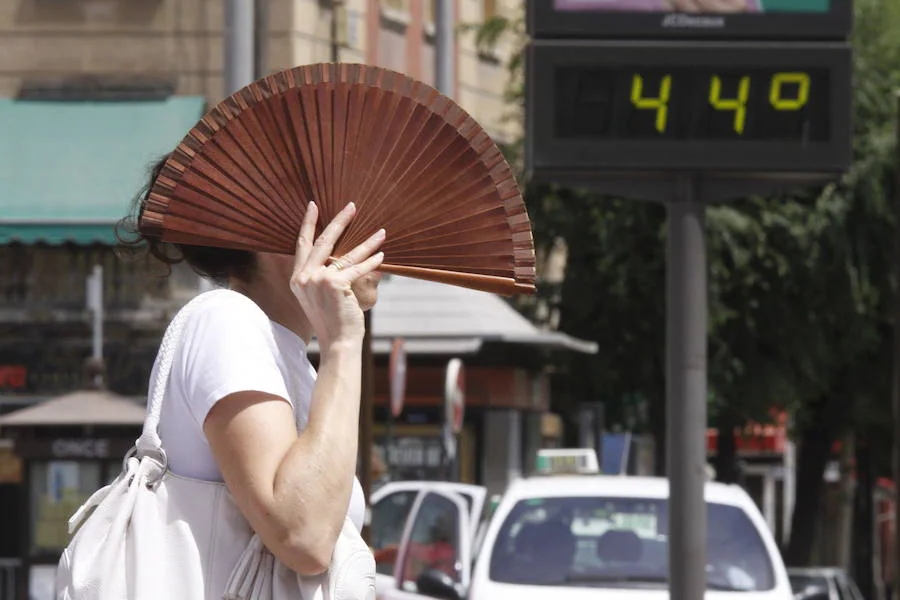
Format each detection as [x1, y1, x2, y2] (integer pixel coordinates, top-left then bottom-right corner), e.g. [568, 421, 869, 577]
[139, 63, 536, 296]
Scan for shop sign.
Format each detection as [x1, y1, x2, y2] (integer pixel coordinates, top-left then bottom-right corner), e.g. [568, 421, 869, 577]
[15, 437, 133, 460]
[51, 438, 111, 459]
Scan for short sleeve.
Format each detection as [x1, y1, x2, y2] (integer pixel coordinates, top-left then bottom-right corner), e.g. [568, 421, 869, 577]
[175, 293, 292, 427]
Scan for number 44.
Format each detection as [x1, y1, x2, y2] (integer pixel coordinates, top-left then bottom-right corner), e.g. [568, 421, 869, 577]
[631, 72, 811, 134]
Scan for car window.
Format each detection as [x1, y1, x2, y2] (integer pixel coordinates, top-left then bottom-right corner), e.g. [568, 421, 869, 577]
[790, 574, 830, 595]
[835, 575, 849, 600]
[846, 576, 865, 600]
[399, 493, 462, 591]
[371, 490, 418, 575]
[488, 496, 775, 591]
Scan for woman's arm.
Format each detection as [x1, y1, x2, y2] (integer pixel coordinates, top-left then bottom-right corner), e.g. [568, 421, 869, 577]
[204, 201, 384, 575]
[204, 337, 362, 575]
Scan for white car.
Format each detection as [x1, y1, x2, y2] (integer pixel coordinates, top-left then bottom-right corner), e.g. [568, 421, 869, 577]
[369, 480, 488, 599]
[378, 449, 794, 600]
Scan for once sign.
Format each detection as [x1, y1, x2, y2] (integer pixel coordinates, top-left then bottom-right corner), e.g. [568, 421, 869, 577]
[51, 438, 110, 459]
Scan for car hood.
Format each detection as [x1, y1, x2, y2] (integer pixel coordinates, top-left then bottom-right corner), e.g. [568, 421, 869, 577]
[471, 581, 792, 600]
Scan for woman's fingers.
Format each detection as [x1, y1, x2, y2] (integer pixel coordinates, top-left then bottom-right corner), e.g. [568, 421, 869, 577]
[337, 251, 385, 284]
[306, 202, 357, 269]
[330, 228, 386, 272]
[294, 201, 319, 272]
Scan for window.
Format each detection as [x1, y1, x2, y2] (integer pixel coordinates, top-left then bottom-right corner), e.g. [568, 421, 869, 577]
[400, 493, 461, 590]
[382, 0, 409, 13]
[483, 0, 498, 20]
[789, 574, 830, 596]
[489, 496, 776, 591]
[30, 461, 100, 556]
[371, 490, 418, 575]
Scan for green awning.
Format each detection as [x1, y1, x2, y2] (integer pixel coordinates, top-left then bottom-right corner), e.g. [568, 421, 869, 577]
[0, 97, 207, 245]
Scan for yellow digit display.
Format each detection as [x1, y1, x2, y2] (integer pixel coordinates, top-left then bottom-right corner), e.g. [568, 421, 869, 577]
[630, 74, 671, 133]
[770, 72, 810, 110]
[709, 75, 750, 135]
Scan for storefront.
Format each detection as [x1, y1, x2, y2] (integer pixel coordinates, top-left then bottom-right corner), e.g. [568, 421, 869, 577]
[0, 389, 145, 600]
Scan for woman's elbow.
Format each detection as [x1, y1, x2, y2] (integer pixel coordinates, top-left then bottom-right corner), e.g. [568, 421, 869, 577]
[276, 529, 337, 576]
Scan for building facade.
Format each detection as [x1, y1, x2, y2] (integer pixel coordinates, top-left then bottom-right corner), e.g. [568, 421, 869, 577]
[0, 0, 519, 140]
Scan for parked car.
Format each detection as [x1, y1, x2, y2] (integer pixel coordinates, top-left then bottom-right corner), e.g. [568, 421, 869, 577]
[369, 480, 487, 599]
[378, 448, 794, 600]
[787, 567, 865, 600]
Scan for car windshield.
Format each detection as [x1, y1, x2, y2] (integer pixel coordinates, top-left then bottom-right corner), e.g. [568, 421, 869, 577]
[489, 496, 775, 592]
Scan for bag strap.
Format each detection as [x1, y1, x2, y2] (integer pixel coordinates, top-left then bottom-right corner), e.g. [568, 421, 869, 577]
[134, 295, 201, 460]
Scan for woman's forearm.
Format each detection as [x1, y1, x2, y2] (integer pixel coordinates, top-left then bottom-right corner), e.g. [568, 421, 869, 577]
[271, 339, 363, 572]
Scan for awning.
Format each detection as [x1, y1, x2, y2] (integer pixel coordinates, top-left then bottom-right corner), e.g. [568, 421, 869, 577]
[0, 97, 206, 245]
[306, 275, 599, 356]
[0, 389, 146, 428]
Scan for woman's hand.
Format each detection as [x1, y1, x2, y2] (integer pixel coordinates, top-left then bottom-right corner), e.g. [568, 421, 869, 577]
[289, 201, 385, 351]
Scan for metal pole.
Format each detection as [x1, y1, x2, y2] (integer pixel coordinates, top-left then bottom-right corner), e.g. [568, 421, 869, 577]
[253, 0, 269, 79]
[330, 0, 340, 63]
[87, 265, 103, 361]
[202, 0, 254, 294]
[385, 406, 394, 480]
[434, 0, 454, 96]
[225, 0, 254, 96]
[891, 90, 900, 600]
[359, 310, 375, 544]
[783, 418, 796, 547]
[666, 175, 708, 600]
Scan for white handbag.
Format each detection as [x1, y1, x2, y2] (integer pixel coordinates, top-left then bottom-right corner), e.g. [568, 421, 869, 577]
[55, 296, 377, 600]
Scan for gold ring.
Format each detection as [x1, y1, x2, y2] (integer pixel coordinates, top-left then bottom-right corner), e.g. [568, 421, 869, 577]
[330, 258, 347, 271]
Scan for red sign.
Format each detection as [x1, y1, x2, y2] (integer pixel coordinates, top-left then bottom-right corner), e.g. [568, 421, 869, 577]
[0, 365, 26, 389]
[706, 411, 787, 455]
[389, 338, 407, 418]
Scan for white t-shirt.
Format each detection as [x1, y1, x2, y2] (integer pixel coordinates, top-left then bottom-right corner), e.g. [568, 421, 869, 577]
[150, 288, 366, 532]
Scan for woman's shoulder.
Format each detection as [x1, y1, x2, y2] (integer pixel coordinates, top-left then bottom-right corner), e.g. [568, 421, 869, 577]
[169, 289, 274, 346]
[184, 288, 268, 323]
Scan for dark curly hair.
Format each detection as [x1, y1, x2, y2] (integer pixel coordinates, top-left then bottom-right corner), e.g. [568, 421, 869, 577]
[116, 153, 257, 286]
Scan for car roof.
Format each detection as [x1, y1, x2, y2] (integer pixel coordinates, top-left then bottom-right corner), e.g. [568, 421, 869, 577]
[505, 474, 751, 506]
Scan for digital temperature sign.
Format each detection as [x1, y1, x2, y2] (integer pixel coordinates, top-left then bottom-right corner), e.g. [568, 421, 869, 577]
[525, 41, 851, 177]
[528, 0, 853, 40]
[556, 67, 829, 141]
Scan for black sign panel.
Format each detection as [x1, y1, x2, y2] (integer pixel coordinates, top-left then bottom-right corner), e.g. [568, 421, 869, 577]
[525, 41, 851, 178]
[527, 0, 853, 41]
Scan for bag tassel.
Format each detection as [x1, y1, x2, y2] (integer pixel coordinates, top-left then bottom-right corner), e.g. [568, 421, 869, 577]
[224, 534, 274, 600]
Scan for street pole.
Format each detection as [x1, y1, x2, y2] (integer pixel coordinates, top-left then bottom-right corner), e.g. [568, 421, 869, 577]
[434, 0, 454, 96]
[359, 310, 375, 544]
[330, 0, 341, 63]
[87, 265, 104, 362]
[667, 175, 708, 600]
[225, 0, 254, 96]
[891, 90, 900, 600]
[253, 0, 269, 79]
[205, 0, 254, 294]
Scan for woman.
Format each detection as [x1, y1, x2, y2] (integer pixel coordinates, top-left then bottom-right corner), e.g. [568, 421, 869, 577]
[118, 155, 386, 577]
